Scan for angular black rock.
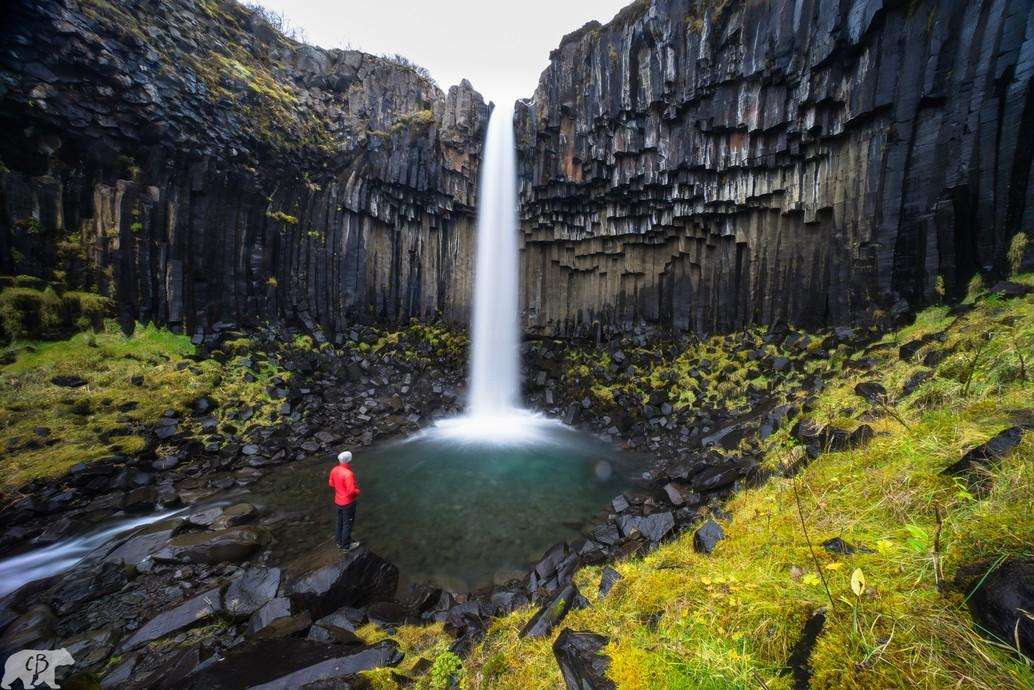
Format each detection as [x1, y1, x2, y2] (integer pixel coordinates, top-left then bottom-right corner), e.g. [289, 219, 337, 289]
[553, 629, 616, 690]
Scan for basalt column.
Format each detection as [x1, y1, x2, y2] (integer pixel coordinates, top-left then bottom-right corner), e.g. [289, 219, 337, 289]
[516, 0, 1034, 336]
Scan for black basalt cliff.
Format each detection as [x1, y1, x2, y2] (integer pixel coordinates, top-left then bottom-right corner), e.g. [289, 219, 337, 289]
[516, 0, 1034, 335]
[2, 0, 1033, 339]
[0, 0, 488, 337]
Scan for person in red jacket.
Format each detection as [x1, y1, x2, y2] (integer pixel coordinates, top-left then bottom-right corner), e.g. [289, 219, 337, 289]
[328, 450, 360, 550]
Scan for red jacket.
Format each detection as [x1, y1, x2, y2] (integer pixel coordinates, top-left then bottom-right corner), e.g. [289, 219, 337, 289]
[328, 464, 360, 506]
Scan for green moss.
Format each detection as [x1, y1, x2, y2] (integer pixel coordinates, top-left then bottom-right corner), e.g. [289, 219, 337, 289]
[265, 210, 299, 225]
[0, 321, 287, 494]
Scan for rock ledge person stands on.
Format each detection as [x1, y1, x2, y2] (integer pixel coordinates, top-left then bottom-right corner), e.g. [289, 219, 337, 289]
[328, 450, 360, 550]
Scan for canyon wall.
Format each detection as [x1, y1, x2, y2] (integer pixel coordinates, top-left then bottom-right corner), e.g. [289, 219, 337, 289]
[0, 0, 487, 337]
[517, 0, 1034, 335]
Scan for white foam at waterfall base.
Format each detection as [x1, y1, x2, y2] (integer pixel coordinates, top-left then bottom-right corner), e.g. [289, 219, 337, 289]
[430, 100, 553, 444]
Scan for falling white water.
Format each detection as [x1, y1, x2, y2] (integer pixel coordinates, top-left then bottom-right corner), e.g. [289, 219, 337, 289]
[431, 101, 563, 443]
[468, 101, 520, 416]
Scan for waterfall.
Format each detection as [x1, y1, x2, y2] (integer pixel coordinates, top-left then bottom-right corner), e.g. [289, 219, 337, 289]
[468, 102, 520, 416]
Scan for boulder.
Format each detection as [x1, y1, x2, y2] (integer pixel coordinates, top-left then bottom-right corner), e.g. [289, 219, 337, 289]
[553, 629, 616, 690]
[153, 526, 266, 565]
[120, 587, 223, 652]
[617, 512, 674, 544]
[307, 606, 365, 645]
[853, 381, 887, 403]
[211, 502, 258, 530]
[286, 546, 398, 618]
[61, 625, 120, 668]
[225, 566, 282, 619]
[662, 482, 699, 507]
[693, 521, 725, 554]
[103, 518, 183, 567]
[943, 427, 1023, 476]
[690, 462, 742, 492]
[520, 584, 585, 639]
[960, 558, 1034, 660]
[184, 639, 402, 690]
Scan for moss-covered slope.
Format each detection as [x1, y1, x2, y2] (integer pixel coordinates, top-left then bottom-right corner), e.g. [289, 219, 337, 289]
[371, 277, 1034, 690]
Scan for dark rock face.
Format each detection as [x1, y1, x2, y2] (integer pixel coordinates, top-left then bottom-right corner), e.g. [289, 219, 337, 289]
[516, 0, 1034, 335]
[553, 629, 616, 690]
[225, 566, 282, 619]
[0, 0, 487, 335]
[285, 546, 399, 618]
[960, 558, 1034, 661]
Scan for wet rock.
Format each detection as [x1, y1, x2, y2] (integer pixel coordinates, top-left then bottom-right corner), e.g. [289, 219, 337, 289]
[101, 654, 138, 689]
[693, 520, 725, 554]
[553, 629, 616, 690]
[211, 502, 258, 530]
[103, 518, 183, 567]
[610, 495, 630, 513]
[153, 527, 266, 565]
[943, 427, 1023, 476]
[225, 566, 281, 619]
[120, 587, 223, 652]
[122, 485, 158, 512]
[286, 546, 398, 618]
[989, 281, 1031, 298]
[520, 584, 584, 639]
[61, 625, 119, 669]
[185, 506, 225, 528]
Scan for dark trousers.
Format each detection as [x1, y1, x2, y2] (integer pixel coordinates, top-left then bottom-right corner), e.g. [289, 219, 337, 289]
[335, 502, 356, 547]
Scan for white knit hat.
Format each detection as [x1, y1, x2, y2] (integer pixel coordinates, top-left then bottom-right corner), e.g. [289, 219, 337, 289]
[338, 450, 352, 463]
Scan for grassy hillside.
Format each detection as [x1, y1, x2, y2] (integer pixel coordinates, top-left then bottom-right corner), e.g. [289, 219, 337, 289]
[369, 276, 1034, 690]
[0, 322, 286, 494]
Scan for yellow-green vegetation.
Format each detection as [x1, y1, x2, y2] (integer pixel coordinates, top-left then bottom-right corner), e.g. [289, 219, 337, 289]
[358, 321, 467, 366]
[374, 276, 1034, 689]
[0, 322, 288, 494]
[390, 110, 437, 134]
[558, 329, 809, 415]
[0, 283, 113, 341]
[354, 623, 457, 688]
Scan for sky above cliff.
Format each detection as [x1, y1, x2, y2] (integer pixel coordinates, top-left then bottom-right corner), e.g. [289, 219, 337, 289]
[250, 0, 632, 106]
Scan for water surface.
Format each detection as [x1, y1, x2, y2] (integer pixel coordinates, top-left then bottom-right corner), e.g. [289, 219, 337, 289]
[250, 420, 639, 591]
